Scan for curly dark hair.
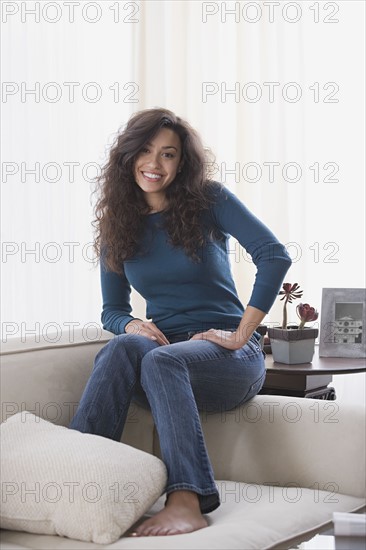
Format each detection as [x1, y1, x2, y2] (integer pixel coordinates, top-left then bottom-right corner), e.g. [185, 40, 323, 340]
[91, 107, 223, 274]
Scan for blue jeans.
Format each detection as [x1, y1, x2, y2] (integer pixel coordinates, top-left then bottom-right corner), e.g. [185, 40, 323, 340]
[68, 329, 266, 514]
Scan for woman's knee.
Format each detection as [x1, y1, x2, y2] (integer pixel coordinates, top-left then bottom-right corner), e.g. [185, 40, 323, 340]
[141, 345, 181, 367]
[95, 334, 136, 360]
[103, 333, 159, 353]
[140, 347, 185, 383]
[93, 333, 156, 374]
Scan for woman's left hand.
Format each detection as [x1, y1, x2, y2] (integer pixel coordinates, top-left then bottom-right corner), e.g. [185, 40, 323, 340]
[189, 329, 246, 350]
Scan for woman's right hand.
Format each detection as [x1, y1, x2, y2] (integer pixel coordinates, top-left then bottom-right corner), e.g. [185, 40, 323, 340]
[125, 320, 170, 346]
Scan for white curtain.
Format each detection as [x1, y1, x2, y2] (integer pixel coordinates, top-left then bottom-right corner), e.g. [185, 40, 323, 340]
[2, 1, 365, 404]
[2, 2, 136, 343]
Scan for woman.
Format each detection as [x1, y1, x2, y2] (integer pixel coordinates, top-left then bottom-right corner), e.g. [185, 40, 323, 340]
[69, 108, 292, 537]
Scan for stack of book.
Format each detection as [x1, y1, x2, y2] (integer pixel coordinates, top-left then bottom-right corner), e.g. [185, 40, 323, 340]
[333, 512, 366, 550]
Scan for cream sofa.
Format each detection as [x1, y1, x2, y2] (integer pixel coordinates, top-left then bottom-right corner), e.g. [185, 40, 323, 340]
[1, 329, 365, 550]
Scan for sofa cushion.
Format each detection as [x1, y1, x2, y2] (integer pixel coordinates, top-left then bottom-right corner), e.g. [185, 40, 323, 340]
[0, 484, 364, 549]
[0, 412, 167, 544]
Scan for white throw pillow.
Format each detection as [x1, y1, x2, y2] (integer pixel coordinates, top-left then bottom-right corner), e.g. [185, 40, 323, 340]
[0, 412, 167, 544]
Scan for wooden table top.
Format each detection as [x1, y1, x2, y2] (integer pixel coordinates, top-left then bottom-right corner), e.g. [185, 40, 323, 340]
[265, 352, 366, 374]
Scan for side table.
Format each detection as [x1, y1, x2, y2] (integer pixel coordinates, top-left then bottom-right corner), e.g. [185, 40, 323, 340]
[260, 353, 366, 400]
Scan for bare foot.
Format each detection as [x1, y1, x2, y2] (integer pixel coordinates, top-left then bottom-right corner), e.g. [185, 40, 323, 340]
[130, 490, 208, 537]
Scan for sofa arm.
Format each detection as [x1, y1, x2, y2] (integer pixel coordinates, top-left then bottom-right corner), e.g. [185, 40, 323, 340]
[200, 394, 365, 499]
[0, 329, 156, 455]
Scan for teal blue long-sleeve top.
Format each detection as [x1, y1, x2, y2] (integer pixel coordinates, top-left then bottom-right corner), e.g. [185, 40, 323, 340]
[100, 182, 292, 337]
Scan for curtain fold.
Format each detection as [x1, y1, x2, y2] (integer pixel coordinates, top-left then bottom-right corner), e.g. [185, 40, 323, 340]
[2, 0, 364, 343]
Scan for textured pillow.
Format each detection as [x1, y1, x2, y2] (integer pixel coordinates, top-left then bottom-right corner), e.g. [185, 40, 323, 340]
[0, 412, 167, 544]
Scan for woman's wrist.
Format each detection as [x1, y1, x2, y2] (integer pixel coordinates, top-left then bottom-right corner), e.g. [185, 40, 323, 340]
[236, 305, 266, 344]
[124, 320, 170, 345]
[125, 318, 143, 333]
[231, 331, 249, 349]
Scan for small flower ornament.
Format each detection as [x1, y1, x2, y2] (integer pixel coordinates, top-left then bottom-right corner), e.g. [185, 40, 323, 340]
[296, 303, 319, 329]
[279, 283, 303, 329]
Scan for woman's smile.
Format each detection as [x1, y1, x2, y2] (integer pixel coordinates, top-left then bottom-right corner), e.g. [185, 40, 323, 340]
[141, 171, 164, 182]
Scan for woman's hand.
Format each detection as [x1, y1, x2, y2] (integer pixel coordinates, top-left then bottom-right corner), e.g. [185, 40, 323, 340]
[193, 306, 266, 350]
[125, 320, 170, 346]
[189, 329, 246, 350]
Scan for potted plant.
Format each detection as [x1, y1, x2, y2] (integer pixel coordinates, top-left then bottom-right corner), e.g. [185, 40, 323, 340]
[267, 283, 319, 364]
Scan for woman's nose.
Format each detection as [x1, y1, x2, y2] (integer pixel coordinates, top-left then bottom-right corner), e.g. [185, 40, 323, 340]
[146, 152, 161, 168]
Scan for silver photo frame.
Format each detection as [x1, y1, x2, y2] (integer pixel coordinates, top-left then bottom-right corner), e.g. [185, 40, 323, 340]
[319, 288, 366, 358]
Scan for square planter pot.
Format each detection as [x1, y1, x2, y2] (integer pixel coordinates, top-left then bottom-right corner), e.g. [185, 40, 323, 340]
[267, 327, 319, 364]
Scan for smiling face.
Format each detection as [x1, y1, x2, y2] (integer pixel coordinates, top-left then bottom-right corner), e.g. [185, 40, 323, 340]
[133, 127, 182, 211]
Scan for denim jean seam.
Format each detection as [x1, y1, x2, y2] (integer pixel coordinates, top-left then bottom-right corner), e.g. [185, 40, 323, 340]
[184, 351, 262, 366]
[106, 339, 147, 439]
[110, 381, 137, 440]
[148, 343, 264, 371]
[236, 370, 266, 407]
[142, 353, 186, 482]
[84, 340, 123, 434]
[165, 482, 219, 496]
[186, 342, 262, 363]
[151, 345, 260, 366]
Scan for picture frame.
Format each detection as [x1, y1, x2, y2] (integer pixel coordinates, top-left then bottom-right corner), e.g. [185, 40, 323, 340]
[319, 288, 366, 358]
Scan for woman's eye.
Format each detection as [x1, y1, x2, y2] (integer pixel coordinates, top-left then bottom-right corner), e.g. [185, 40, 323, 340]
[138, 149, 174, 158]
